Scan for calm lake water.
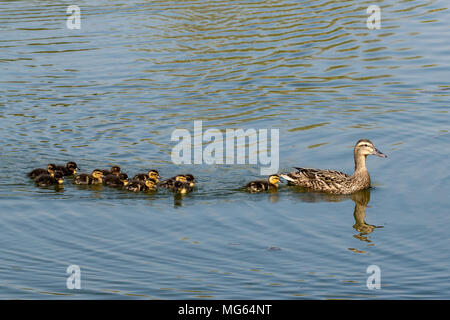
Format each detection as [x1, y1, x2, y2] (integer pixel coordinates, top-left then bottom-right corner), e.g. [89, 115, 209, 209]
[0, 0, 449, 299]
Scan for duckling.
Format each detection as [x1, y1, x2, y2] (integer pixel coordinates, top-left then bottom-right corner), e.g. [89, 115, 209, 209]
[132, 169, 160, 183]
[104, 173, 129, 187]
[160, 174, 195, 189]
[172, 180, 193, 194]
[279, 139, 387, 195]
[125, 179, 157, 192]
[55, 161, 78, 176]
[102, 166, 121, 176]
[28, 164, 56, 179]
[73, 169, 103, 185]
[245, 175, 282, 193]
[35, 171, 64, 187]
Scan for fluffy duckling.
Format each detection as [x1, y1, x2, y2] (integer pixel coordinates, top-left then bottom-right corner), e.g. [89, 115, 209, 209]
[160, 174, 195, 189]
[132, 169, 160, 183]
[55, 161, 78, 176]
[172, 180, 193, 194]
[35, 171, 64, 187]
[125, 179, 157, 192]
[104, 173, 129, 187]
[102, 166, 121, 176]
[74, 169, 103, 185]
[28, 164, 56, 179]
[244, 175, 282, 193]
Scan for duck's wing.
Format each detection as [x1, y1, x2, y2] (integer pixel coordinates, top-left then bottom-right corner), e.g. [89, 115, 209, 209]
[245, 180, 268, 192]
[280, 167, 351, 192]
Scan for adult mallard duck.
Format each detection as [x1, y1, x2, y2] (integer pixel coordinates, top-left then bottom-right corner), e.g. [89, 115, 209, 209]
[244, 175, 282, 193]
[279, 139, 387, 194]
[74, 169, 103, 185]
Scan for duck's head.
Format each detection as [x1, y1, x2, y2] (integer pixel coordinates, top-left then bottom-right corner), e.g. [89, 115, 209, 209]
[54, 171, 64, 184]
[175, 175, 188, 183]
[268, 175, 281, 186]
[110, 166, 121, 176]
[119, 173, 129, 186]
[355, 139, 387, 158]
[67, 161, 78, 174]
[148, 170, 160, 183]
[145, 179, 157, 190]
[91, 169, 104, 179]
[184, 174, 195, 187]
[47, 164, 56, 176]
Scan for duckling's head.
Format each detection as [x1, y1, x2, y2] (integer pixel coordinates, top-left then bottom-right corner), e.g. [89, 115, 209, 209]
[268, 175, 281, 186]
[174, 181, 189, 194]
[175, 175, 188, 183]
[92, 169, 103, 179]
[184, 174, 195, 187]
[148, 170, 159, 183]
[111, 166, 121, 176]
[145, 179, 156, 189]
[54, 171, 64, 184]
[119, 173, 129, 186]
[355, 139, 387, 158]
[47, 164, 56, 176]
[67, 162, 78, 174]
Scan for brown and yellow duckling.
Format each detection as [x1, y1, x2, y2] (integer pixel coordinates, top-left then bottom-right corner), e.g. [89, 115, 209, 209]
[280, 139, 387, 195]
[55, 161, 78, 176]
[104, 173, 129, 187]
[102, 166, 121, 176]
[28, 163, 56, 179]
[35, 171, 64, 187]
[74, 169, 104, 185]
[132, 169, 160, 183]
[244, 175, 282, 193]
[160, 174, 195, 189]
[125, 178, 157, 193]
[172, 180, 193, 194]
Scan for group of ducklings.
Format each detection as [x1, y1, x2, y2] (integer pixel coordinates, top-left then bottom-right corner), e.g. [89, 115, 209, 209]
[27, 139, 387, 195]
[28, 162, 196, 194]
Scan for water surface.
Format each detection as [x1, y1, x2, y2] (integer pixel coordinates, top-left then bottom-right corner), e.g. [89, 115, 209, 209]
[0, 0, 449, 299]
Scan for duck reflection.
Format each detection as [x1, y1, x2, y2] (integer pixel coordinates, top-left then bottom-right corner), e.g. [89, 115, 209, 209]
[291, 188, 382, 241]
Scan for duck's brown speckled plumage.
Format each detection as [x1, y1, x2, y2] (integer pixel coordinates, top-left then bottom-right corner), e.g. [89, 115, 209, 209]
[280, 139, 387, 195]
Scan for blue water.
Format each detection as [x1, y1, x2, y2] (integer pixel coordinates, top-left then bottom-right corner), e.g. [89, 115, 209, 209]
[0, 0, 449, 299]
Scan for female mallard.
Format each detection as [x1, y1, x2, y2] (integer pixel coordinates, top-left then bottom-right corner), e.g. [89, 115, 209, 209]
[125, 179, 157, 192]
[28, 164, 56, 179]
[104, 173, 129, 187]
[55, 161, 78, 176]
[74, 169, 103, 185]
[102, 166, 121, 176]
[132, 169, 160, 183]
[35, 171, 64, 187]
[160, 174, 195, 189]
[279, 139, 387, 194]
[245, 175, 282, 193]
